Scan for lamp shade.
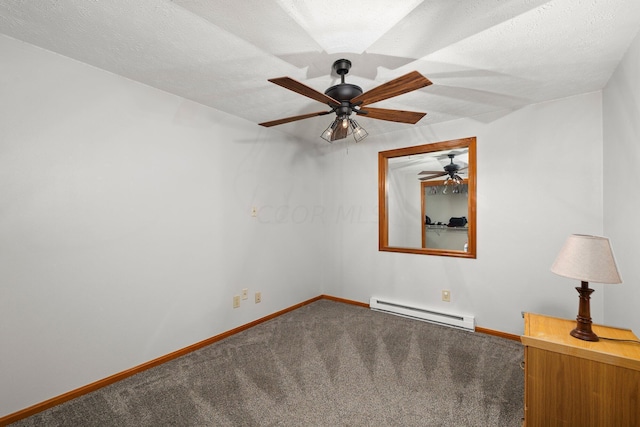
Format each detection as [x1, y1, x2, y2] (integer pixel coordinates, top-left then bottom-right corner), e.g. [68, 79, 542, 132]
[551, 234, 622, 284]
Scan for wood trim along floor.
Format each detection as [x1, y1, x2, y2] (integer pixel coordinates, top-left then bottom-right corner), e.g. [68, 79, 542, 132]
[318, 294, 370, 308]
[0, 295, 518, 425]
[475, 326, 521, 342]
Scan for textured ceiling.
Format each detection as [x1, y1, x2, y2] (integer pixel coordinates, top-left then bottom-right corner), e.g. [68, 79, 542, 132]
[1, 0, 640, 143]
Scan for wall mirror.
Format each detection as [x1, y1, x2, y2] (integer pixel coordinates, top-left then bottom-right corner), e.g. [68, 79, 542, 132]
[378, 137, 476, 258]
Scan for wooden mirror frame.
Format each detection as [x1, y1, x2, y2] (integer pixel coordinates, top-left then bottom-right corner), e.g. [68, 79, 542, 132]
[378, 136, 476, 258]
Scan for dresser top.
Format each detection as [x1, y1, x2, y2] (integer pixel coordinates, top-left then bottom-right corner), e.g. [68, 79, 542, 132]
[521, 312, 640, 370]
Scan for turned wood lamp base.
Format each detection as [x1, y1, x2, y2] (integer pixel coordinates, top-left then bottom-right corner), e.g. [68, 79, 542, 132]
[571, 281, 599, 342]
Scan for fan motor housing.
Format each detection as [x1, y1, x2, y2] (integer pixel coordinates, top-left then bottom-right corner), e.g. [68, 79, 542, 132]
[444, 163, 460, 173]
[324, 83, 362, 103]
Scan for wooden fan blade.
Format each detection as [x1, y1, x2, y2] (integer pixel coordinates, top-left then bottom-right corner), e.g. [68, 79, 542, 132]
[350, 71, 432, 106]
[259, 111, 330, 127]
[357, 107, 426, 124]
[419, 172, 447, 181]
[419, 170, 446, 175]
[269, 77, 340, 106]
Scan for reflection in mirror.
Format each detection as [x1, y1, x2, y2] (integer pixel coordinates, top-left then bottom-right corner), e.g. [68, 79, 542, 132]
[421, 180, 468, 250]
[378, 137, 476, 258]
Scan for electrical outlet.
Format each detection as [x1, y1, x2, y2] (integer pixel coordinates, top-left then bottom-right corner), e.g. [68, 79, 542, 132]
[255, 292, 261, 304]
[442, 290, 451, 302]
[233, 295, 241, 308]
[242, 288, 248, 300]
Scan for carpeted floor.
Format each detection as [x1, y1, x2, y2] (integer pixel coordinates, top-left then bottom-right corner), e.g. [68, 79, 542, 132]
[11, 300, 524, 426]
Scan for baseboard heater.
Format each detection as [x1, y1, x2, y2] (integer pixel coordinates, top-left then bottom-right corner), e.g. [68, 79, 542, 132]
[370, 297, 475, 331]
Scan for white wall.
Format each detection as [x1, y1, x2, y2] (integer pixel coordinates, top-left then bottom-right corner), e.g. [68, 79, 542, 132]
[0, 35, 324, 417]
[603, 30, 640, 333]
[322, 91, 605, 336]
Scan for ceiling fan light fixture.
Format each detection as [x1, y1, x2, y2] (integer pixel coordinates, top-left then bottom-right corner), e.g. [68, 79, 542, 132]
[321, 116, 368, 143]
[444, 174, 463, 185]
[350, 119, 368, 142]
[321, 118, 340, 143]
[443, 173, 464, 194]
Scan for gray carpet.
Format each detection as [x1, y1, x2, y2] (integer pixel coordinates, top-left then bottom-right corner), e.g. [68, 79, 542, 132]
[12, 300, 524, 426]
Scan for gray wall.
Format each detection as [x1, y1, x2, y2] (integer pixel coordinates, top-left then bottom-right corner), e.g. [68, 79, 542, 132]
[603, 29, 640, 334]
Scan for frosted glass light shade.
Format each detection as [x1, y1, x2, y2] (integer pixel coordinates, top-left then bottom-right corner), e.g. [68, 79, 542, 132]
[551, 234, 622, 284]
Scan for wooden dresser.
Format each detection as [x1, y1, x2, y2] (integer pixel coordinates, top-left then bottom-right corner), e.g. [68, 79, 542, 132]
[521, 313, 640, 426]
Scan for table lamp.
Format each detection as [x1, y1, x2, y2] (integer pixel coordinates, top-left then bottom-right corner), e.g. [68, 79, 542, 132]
[551, 234, 622, 341]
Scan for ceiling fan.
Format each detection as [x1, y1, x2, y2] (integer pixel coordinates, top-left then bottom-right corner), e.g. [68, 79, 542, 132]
[419, 152, 468, 184]
[259, 59, 432, 142]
